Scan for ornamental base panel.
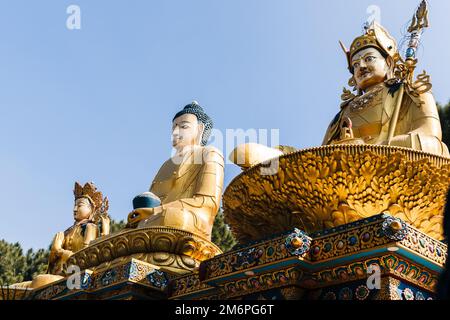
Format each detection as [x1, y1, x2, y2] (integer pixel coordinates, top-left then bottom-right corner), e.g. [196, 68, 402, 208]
[169, 214, 446, 300]
[1, 215, 446, 300]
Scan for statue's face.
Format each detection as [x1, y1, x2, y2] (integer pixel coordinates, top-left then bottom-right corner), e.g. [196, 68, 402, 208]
[351, 48, 390, 91]
[172, 113, 203, 149]
[73, 197, 93, 222]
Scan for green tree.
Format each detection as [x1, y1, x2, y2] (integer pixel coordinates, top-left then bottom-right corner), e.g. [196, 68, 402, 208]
[23, 248, 49, 281]
[438, 101, 450, 146]
[0, 240, 27, 285]
[0, 240, 51, 285]
[211, 210, 237, 252]
[110, 219, 126, 234]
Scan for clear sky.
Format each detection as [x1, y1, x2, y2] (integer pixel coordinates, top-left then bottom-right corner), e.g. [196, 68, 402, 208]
[1, 0, 449, 250]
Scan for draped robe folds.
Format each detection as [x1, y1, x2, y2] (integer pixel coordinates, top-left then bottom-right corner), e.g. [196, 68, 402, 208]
[138, 145, 225, 240]
[322, 82, 450, 157]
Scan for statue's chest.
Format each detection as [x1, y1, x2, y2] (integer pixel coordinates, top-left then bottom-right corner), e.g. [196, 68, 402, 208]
[342, 86, 393, 140]
[63, 225, 85, 252]
[150, 161, 179, 199]
[151, 160, 202, 203]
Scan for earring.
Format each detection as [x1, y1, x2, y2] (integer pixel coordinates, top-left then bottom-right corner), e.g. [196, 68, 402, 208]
[348, 76, 358, 92]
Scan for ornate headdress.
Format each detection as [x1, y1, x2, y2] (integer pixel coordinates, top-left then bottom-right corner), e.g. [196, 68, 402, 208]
[73, 182, 109, 216]
[341, 21, 400, 74]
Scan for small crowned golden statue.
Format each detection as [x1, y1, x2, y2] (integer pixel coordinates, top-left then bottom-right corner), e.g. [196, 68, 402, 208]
[323, 21, 449, 157]
[127, 101, 224, 241]
[10, 182, 110, 289]
[48, 182, 110, 275]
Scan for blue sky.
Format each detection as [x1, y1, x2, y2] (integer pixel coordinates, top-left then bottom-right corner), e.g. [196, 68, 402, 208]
[1, 0, 449, 250]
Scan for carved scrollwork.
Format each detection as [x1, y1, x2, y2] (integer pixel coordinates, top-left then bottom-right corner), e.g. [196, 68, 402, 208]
[67, 227, 222, 274]
[223, 145, 450, 242]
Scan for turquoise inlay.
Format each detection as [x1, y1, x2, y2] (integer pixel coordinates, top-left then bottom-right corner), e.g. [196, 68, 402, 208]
[205, 258, 301, 286]
[396, 247, 443, 273]
[205, 245, 444, 285]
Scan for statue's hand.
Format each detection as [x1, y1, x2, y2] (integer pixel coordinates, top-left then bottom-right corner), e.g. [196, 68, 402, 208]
[52, 232, 65, 251]
[60, 249, 73, 262]
[126, 207, 156, 228]
[99, 216, 111, 236]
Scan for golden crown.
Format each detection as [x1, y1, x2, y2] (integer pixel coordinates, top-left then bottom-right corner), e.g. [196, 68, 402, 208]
[341, 21, 400, 73]
[73, 181, 107, 211]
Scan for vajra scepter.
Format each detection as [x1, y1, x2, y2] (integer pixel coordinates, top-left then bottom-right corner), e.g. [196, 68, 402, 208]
[405, 0, 430, 83]
[387, 0, 430, 145]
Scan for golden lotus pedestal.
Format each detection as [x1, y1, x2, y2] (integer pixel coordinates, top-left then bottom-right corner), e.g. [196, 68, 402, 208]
[223, 145, 450, 242]
[18, 227, 221, 300]
[67, 226, 222, 275]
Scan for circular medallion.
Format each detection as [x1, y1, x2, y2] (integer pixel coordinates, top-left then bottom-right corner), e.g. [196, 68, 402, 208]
[361, 232, 371, 242]
[336, 240, 345, 250]
[355, 285, 370, 300]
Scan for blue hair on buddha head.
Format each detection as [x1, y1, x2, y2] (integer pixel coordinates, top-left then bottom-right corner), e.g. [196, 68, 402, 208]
[172, 101, 213, 146]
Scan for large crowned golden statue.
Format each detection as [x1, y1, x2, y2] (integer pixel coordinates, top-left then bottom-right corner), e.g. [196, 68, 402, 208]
[322, 22, 449, 156]
[225, 12, 450, 244]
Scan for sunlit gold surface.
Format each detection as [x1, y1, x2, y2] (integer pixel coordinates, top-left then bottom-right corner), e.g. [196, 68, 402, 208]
[139, 146, 224, 240]
[11, 182, 111, 290]
[67, 226, 222, 274]
[127, 102, 225, 243]
[122, 103, 225, 273]
[223, 145, 450, 242]
[47, 182, 110, 276]
[229, 143, 284, 170]
[328, 21, 449, 157]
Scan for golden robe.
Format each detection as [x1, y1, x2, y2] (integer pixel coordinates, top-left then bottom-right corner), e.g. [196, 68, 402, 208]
[47, 222, 98, 275]
[139, 145, 224, 240]
[323, 82, 449, 157]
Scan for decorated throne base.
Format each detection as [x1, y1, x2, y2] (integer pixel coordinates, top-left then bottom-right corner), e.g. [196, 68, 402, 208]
[6, 214, 445, 300]
[66, 226, 222, 275]
[223, 144, 450, 243]
[169, 214, 446, 300]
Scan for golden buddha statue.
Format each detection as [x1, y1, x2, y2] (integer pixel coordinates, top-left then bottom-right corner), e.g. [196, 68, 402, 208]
[127, 101, 224, 241]
[47, 182, 110, 275]
[322, 21, 449, 157]
[11, 182, 110, 290]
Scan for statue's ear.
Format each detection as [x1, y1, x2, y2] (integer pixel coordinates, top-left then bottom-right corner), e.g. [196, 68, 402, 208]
[386, 56, 395, 70]
[385, 56, 395, 79]
[197, 122, 205, 145]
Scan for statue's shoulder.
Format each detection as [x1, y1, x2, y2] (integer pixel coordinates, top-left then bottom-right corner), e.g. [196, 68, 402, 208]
[201, 145, 224, 164]
[79, 221, 97, 235]
[403, 71, 433, 101]
[340, 87, 357, 109]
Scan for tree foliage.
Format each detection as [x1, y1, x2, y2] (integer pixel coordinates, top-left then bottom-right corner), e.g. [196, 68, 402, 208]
[211, 210, 237, 252]
[438, 101, 450, 146]
[0, 240, 46, 285]
[110, 219, 126, 234]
